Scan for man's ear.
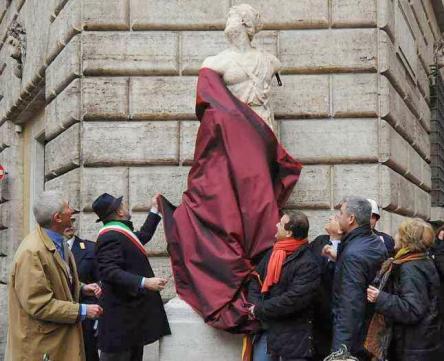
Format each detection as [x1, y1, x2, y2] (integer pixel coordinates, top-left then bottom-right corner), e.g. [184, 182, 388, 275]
[52, 212, 62, 225]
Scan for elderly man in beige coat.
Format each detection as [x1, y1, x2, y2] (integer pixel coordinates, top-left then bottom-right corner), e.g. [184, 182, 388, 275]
[6, 191, 103, 361]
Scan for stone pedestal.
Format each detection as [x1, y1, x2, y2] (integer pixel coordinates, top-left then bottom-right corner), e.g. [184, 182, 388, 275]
[159, 297, 243, 361]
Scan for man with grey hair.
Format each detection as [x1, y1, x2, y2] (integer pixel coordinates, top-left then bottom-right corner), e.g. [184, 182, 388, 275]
[328, 196, 387, 360]
[6, 190, 103, 361]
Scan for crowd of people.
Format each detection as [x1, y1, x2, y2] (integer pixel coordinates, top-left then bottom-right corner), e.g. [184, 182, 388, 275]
[247, 196, 444, 361]
[4, 191, 444, 361]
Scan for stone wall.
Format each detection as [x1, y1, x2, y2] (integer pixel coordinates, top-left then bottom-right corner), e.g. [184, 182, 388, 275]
[0, 0, 443, 359]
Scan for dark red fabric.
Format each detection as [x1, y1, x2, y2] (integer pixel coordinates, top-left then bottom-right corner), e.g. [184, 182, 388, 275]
[158, 68, 303, 333]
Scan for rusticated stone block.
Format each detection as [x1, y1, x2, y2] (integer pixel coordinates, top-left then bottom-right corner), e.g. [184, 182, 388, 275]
[299, 210, 334, 241]
[47, 0, 81, 63]
[82, 32, 179, 76]
[377, 0, 395, 41]
[82, 121, 179, 166]
[53, 0, 70, 17]
[394, 4, 417, 79]
[180, 121, 199, 164]
[422, 162, 432, 191]
[129, 166, 189, 211]
[81, 167, 128, 211]
[82, 77, 128, 120]
[280, 29, 377, 73]
[232, 0, 329, 29]
[379, 120, 409, 175]
[422, 0, 441, 40]
[45, 168, 80, 210]
[130, 77, 196, 120]
[417, 88, 431, 133]
[0, 284, 7, 357]
[181, 31, 277, 75]
[19, 0, 53, 88]
[416, 61, 430, 100]
[332, 164, 380, 207]
[46, 79, 80, 140]
[380, 166, 416, 216]
[378, 210, 407, 236]
[131, 0, 229, 30]
[46, 35, 81, 100]
[431, 207, 444, 221]
[0, 202, 9, 229]
[409, 1, 433, 45]
[273, 75, 329, 118]
[379, 31, 421, 118]
[281, 119, 379, 164]
[83, 0, 129, 30]
[332, 73, 378, 117]
[407, 148, 424, 188]
[414, 186, 431, 219]
[149, 257, 175, 301]
[45, 124, 80, 177]
[287, 165, 331, 209]
[0, 121, 14, 149]
[331, 0, 376, 27]
[130, 213, 167, 256]
[379, 77, 429, 161]
[78, 212, 101, 241]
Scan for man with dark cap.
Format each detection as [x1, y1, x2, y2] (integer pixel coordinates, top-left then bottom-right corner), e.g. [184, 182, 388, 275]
[93, 192, 171, 361]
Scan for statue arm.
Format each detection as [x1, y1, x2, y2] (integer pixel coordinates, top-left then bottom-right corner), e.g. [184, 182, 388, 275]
[201, 54, 227, 75]
[270, 54, 282, 74]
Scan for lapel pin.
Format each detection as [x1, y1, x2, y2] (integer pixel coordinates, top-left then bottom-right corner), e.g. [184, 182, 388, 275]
[80, 242, 86, 250]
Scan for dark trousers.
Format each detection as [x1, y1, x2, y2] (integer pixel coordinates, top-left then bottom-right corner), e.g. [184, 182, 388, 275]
[100, 345, 143, 361]
[83, 319, 99, 361]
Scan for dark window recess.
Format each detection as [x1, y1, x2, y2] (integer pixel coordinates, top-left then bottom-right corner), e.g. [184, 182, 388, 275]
[430, 65, 444, 207]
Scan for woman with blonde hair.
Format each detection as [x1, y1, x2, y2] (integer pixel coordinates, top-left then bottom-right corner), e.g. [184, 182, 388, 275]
[365, 218, 440, 361]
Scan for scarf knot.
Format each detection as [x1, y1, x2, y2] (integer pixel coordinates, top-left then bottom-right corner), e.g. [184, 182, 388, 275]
[261, 238, 307, 293]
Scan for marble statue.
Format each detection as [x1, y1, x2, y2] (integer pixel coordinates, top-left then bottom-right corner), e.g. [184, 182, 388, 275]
[202, 4, 281, 134]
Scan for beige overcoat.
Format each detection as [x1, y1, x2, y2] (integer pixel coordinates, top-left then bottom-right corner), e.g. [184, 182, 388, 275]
[5, 226, 86, 361]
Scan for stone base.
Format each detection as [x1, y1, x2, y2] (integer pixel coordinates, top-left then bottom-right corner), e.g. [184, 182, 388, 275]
[159, 297, 243, 361]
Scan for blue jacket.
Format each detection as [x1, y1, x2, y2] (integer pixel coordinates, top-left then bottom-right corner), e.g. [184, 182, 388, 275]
[331, 225, 387, 356]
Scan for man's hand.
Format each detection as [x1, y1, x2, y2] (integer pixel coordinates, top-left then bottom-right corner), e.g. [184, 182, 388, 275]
[86, 304, 103, 319]
[248, 305, 255, 320]
[82, 283, 102, 298]
[367, 285, 380, 303]
[150, 193, 161, 213]
[321, 244, 337, 262]
[143, 277, 168, 292]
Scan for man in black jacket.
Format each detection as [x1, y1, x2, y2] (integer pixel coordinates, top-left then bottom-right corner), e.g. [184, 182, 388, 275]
[331, 196, 387, 359]
[64, 217, 100, 361]
[309, 216, 343, 361]
[93, 193, 171, 361]
[248, 211, 320, 361]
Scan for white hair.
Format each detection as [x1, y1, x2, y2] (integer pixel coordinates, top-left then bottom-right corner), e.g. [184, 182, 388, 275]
[33, 190, 66, 227]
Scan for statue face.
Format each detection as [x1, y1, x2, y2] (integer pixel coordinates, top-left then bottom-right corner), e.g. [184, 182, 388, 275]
[224, 8, 244, 38]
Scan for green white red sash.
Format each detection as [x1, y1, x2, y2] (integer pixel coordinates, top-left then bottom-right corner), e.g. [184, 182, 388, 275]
[99, 221, 147, 256]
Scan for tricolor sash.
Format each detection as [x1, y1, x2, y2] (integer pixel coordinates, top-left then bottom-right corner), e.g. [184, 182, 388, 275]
[99, 221, 147, 256]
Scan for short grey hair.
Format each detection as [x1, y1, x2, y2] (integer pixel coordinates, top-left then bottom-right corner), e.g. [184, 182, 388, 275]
[33, 190, 66, 227]
[342, 196, 372, 226]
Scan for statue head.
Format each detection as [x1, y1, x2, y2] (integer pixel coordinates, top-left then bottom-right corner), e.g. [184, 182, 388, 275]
[225, 4, 263, 42]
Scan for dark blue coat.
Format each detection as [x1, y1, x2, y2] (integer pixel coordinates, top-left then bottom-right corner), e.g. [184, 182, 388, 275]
[309, 235, 337, 360]
[71, 237, 100, 361]
[331, 225, 387, 356]
[96, 213, 171, 353]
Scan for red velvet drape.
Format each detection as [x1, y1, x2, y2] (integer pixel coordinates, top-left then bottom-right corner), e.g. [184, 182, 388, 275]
[159, 68, 303, 333]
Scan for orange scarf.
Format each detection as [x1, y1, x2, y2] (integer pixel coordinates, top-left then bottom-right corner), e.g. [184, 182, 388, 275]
[261, 238, 307, 293]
